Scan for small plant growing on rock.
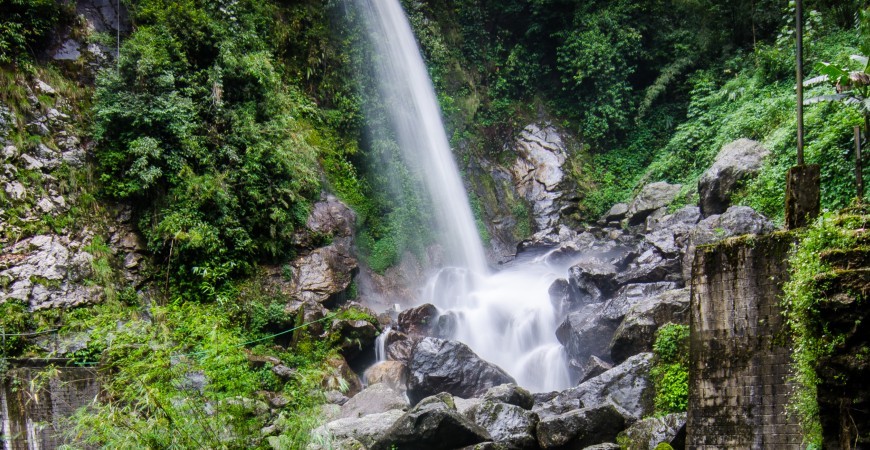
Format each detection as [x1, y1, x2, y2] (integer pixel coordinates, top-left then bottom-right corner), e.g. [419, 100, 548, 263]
[651, 323, 689, 415]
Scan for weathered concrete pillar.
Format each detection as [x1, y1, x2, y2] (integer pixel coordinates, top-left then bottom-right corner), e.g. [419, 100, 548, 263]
[687, 233, 802, 449]
[785, 164, 820, 230]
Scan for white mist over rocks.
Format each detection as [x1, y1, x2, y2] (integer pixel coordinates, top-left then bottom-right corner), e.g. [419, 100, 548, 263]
[355, 0, 572, 392]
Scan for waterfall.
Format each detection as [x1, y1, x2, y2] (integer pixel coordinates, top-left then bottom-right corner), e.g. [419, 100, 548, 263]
[355, 0, 572, 393]
[355, 0, 487, 273]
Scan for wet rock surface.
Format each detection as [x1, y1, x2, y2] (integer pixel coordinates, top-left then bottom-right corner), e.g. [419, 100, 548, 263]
[536, 404, 626, 449]
[370, 394, 491, 450]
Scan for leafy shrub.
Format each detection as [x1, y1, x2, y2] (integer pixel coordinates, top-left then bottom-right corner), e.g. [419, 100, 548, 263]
[651, 323, 690, 415]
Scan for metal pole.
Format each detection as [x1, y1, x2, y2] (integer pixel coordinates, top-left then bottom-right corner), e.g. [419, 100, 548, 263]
[856, 126, 864, 200]
[796, 0, 805, 165]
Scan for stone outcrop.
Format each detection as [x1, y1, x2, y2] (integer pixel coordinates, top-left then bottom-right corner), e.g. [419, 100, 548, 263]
[539, 353, 654, 422]
[310, 409, 405, 449]
[511, 124, 577, 231]
[698, 138, 770, 217]
[0, 77, 146, 311]
[407, 338, 516, 404]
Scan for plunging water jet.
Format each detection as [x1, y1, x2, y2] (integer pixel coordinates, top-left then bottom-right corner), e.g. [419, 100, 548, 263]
[354, 0, 572, 392]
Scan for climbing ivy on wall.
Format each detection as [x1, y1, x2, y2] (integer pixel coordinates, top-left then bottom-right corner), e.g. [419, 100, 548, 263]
[782, 209, 868, 447]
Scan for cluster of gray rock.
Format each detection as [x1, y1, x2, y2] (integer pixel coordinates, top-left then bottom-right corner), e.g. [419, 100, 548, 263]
[307, 137, 775, 449]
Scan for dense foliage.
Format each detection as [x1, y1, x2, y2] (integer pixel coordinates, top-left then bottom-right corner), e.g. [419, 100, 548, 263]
[0, 0, 62, 64]
[92, 0, 341, 298]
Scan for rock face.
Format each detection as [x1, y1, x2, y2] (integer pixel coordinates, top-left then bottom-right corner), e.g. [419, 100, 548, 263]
[371, 394, 491, 450]
[625, 182, 682, 225]
[698, 139, 770, 217]
[536, 404, 626, 449]
[407, 338, 516, 404]
[511, 124, 576, 231]
[466, 123, 579, 263]
[275, 196, 359, 305]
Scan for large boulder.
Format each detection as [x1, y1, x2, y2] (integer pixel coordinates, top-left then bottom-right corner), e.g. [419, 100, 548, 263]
[610, 289, 690, 363]
[310, 409, 404, 449]
[482, 384, 534, 410]
[682, 206, 775, 280]
[363, 361, 409, 391]
[541, 353, 654, 421]
[644, 206, 701, 256]
[698, 139, 770, 217]
[613, 247, 682, 286]
[407, 338, 516, 404]
[339, 383, 409, 420]
[371, 394, 491, 450]
[625, 182, 682, 225]
[600, 203, 629, 224]
[599, 283, 678, 323]
[536, 404, 626, 449]
[466, 401, 540, 449]
[616, 413, 687, 450]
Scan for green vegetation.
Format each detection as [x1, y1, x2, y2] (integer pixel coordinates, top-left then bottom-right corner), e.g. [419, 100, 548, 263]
[402, 1, 868, 223]
[92, 0, 329, 299]
[781, 209, 868, 446]
[650, 323, 690, 415]
[54, 298, 340, 449]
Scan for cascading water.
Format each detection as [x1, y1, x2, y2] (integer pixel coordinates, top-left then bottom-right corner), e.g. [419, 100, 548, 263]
[356, 0, 572, 393]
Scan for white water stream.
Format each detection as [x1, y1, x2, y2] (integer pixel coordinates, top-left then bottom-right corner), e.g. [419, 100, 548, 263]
[356, 0, 572, 393]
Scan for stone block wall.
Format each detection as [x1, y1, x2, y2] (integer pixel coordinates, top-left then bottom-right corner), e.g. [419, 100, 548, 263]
[1, 367, 100, 449]
[687, 233, 802, 449]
